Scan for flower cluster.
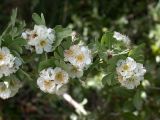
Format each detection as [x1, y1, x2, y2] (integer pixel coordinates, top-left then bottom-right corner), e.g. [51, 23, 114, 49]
[37, 67, 69, 93]
[64, 45, 92, 78]
[0, 80, 22, 99]
[22, 25, 55, 54]
[113, 31, 130, 45]
[116, 57, 146, 89]
[0, 47, 21, 78]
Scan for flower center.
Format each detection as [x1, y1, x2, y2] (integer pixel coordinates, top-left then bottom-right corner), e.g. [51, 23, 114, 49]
[122, 64, 129, 70]
[40, 40, 47, 47]
[71, 66, 78, 73]
[55, 72, 64, 83]
[0, 53, 4, 61]
[76, 53, 85, 63]
[44, 80, 53, 89]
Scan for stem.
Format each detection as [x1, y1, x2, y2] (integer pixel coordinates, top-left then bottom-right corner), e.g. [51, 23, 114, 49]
[0, 23, 11, 46]
[112, 49, 130, 56]
[45, 53, 48, 60]
[62, 93, 88, 115]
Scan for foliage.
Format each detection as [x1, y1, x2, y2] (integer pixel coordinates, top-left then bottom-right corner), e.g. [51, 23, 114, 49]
[0, 0, 159, 120]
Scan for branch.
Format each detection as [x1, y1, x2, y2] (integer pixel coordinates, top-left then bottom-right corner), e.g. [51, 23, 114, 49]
[63, 93, 88, 115]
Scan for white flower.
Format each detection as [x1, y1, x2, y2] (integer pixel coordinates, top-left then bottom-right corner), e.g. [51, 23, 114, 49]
[116, 57, 146, 89]
[64, 45, 80, 62]
[113, 31, 130, 45]
[0, 47, 13, 66]
[64, 45, 92, 69]
[37, 68, 56, 93]
[116, 57, 137, 78]
[22, 25, 55, 54]
[0, 80, 22, 99]
[53, 67, 69, 85]
[0, 47, 22, 78]
[0, 82, 11, 99]
[67, 64, 83, 78]
[10, 79, 22, 97]
[37, 67, 69, 94]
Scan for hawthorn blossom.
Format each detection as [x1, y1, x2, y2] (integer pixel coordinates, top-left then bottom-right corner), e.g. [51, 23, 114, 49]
[64, 45, 92, 69]
[0, 80, 22, 99]
[37, 67, 69, 94]
[116, 57, 146, 89]
[22, 25, 55, 54]
[113, 31, 130, 45]
[0, 47, 22, 78]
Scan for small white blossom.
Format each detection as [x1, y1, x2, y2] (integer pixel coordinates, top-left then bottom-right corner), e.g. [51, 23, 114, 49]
[37, 67, 69, 94]
[53, 67, 69, 85]
[0, 47, 22, 78]
[116, 57, 146, 89]
[116, 57, 137, 78]
[22, 25, 55, 54]
[64, 45, 92, 69]
[67, 64, 83, 78]
[0, 82, 11, 99]
[0, 80, 22, 99]
[113, 31, 130, 45]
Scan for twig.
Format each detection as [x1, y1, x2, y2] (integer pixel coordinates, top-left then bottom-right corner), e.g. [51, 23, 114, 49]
[112, 49, 130, 56]
[62, 93, 88, 115]
[148, 86, 160, 90]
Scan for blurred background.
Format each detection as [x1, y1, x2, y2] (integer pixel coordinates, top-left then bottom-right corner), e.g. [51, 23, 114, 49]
[0, 0, 160, 120]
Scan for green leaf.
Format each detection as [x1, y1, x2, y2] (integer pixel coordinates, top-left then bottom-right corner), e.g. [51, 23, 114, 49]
[61, 37, 72, 49]
[133, 90, 143, 110]
[41, 13, 46, 25]
[18, 69, 33, 81]
[2, 35, 13, 46]
[9, 37, 27, 47]
[32, 13, 46, 25]
[11, 8, 17, 26]
[2, 36, 26, 54]
[106, 54, 126, 72]
[38, 58, 56, 72]
[128, 44, 145, 63]
[54, 59, 68, 71]
[101, 31, 115, 48]
[57, 46, 64, 58]
[102, 73, 117, 86]
[9, 45, 23, 54]
[11, 50, 24, 63]
[53, 25, 72, 50]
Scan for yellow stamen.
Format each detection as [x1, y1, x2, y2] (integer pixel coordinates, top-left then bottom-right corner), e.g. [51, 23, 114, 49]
[123, 64, 129, 70]
[55, 72, 64, 83]
[76, 53, 85, 63]
[71, 66, 78, 73]
[40, 40, 47, 47]
[0, 53, 4, 60]
[44, 80, 53, 89]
